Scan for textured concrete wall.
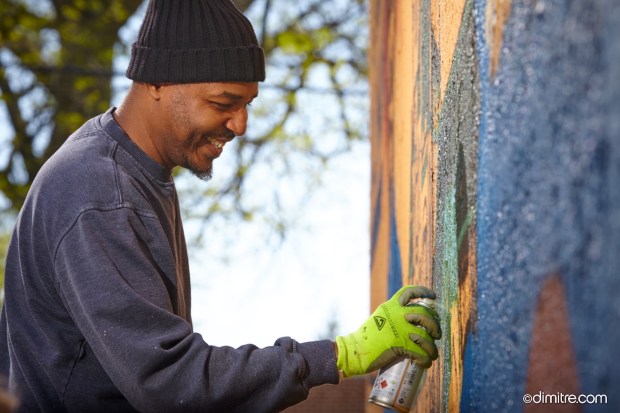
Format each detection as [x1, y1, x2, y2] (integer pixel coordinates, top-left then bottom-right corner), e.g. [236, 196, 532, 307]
[368, 1, 620, 412]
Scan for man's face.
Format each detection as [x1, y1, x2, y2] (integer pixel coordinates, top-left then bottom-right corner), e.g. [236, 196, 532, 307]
[156, 81, 258, 180]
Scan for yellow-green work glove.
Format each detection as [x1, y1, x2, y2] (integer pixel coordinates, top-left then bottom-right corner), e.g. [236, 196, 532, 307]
[335, 285, 442, 378]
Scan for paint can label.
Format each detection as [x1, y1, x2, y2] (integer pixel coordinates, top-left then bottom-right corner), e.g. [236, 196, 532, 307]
[368, 357, 425, 412]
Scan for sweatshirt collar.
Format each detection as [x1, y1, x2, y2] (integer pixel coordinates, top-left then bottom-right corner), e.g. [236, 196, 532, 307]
[98, 107, 172, 183]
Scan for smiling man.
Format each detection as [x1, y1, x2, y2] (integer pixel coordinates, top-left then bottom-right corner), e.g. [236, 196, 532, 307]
[0, 1, 441, 412]
[115, 81, 258, 181]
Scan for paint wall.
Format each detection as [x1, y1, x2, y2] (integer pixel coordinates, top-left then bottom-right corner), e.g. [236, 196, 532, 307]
[368, 1, 620, 412]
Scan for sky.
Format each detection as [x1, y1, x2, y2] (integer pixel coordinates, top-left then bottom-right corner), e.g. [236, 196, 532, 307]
[188, 143, 370, 348]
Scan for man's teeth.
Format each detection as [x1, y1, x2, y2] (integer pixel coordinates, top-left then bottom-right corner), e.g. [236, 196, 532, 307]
[208, 138, 224, 149]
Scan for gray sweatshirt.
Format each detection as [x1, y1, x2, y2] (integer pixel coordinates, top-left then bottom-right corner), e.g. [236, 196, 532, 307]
[0, 108, 339, 413]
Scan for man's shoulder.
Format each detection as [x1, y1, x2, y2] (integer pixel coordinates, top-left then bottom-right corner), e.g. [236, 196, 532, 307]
[21, 112, 173, 240]
[36, 116, 118, 196]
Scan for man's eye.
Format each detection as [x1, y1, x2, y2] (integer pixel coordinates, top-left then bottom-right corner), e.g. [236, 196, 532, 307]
[211, 101, 252, 111]
[213, 102, 232, 110]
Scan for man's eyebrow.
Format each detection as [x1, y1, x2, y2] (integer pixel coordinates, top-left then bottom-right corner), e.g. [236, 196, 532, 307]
[215, 91, 258, 101]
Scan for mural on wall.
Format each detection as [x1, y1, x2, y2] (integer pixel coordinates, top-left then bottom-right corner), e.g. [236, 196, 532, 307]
[368, 0, 620, 412]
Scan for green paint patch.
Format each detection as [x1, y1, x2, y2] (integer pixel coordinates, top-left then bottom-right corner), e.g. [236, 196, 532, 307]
[457, 208, 475, 250]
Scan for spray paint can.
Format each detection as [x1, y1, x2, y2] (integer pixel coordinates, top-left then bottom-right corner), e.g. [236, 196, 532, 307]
[368, 297, 436, 412]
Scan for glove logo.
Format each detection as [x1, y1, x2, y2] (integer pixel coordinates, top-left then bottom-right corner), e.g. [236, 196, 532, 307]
[374, 316, 386, 331]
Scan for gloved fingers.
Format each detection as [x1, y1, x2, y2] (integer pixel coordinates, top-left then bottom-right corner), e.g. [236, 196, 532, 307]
[409, 330, 439, 361]
[366, 348, 400, 374]
[396, 285, 437, 306]
[405, 304, 440, 322]
[405, 311, 442, 340]
[403, 344, 433, 368]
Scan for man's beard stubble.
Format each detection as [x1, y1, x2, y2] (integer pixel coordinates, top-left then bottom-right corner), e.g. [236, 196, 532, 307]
[182, 155, 213, 182]
[169, 86, 214, 181]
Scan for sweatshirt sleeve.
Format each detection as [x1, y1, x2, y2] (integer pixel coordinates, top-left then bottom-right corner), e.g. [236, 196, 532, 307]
[53, 206, 339, 413]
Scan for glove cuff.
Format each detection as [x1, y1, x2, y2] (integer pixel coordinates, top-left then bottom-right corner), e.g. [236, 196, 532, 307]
[335, 334, 363, 378]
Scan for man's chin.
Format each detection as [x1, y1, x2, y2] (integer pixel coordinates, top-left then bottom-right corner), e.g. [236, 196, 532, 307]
[191, 167, 213, 182]
[184, 160, 213, 182]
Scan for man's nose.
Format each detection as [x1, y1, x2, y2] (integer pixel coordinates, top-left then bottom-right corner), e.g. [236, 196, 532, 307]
[225, 107, 248, 137]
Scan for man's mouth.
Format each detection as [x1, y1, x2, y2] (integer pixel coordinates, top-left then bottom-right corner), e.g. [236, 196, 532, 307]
[207, 137, 225, 149]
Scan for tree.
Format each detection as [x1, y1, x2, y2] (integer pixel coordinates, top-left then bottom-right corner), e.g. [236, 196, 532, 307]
[0, 0, 144, 208]
[0, 0, 368, 236]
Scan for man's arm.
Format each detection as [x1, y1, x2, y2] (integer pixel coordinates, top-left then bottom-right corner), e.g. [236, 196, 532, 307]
[54, 207, 338, 413]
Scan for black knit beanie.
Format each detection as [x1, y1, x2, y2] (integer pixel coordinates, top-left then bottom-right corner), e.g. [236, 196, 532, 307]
[126, 0, 265, 83]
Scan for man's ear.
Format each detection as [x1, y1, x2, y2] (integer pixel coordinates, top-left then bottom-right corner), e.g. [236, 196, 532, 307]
[144, 83, 163, 101]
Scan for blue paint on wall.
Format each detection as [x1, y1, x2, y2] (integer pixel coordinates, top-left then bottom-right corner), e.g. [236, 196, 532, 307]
[470, 0, 620, 411]
[388, 181, 403, 298]
[371, 175, 383, 266]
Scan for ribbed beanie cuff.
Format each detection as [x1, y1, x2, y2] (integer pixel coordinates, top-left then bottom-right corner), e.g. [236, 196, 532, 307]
[126, 0, 265, 83]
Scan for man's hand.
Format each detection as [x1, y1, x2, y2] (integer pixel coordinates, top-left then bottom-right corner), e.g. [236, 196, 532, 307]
[335, 285, 442, 378]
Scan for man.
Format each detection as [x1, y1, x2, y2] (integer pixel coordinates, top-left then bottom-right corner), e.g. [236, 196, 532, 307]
[0, 1, 442, 412]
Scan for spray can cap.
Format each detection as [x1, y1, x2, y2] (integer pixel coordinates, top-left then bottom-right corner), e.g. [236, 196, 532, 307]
[408, 297, 436, 309]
